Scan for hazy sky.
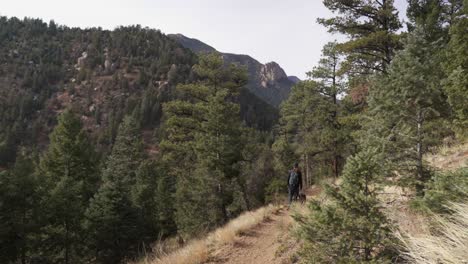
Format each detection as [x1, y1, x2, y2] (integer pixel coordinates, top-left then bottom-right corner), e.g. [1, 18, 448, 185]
[1, 0, 408, 79]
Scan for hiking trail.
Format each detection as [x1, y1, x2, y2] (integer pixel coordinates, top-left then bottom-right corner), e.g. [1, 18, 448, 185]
[205, 186, 321, 264]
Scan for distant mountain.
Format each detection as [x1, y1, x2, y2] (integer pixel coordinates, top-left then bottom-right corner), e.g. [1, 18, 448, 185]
[168, 34, 297, 107]
[288, 76, 301, 84]
[169, 34, 216, 53]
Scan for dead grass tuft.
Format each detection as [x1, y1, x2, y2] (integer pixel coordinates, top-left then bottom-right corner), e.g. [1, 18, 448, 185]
[139, 238, 209, 264]
[397, 202, 468, 264]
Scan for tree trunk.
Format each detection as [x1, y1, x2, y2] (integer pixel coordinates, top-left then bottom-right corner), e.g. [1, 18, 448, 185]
[416, 110, 424, 195]
[305, 154, 310, 187]
[65, 219, 69, 264]
[21, 191, 27, 264]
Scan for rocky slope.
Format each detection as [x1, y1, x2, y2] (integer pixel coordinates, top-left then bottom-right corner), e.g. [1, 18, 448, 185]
[169, 34, 298, 107]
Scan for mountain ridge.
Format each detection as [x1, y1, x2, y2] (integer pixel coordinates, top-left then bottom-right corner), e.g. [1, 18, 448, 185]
[168, 34, 298, 107]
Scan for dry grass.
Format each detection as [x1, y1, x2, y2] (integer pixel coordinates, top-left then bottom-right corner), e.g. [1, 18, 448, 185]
[139, 238, 209, 264]
[426, 142, 468, 170]
[397, 203, 468, 264]
[388, 142, 468, 263]
[380, 185, 430, 236]
[211, 205, 278, 245]
[140, 205, 279, 264]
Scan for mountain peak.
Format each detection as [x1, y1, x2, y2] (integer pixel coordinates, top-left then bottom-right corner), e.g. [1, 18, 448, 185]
[260, 62, 288, 88]
[168, 34, 216, 53]
[170, 35, 293, 107]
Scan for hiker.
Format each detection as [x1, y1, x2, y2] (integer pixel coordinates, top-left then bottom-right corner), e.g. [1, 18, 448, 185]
[287, 162, 303, 206]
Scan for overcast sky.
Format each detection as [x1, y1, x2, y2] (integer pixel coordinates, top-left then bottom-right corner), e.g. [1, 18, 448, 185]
[1, 0, 408, 79]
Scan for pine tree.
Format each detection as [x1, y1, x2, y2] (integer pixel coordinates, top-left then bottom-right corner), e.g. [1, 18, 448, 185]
[85, 115, 144, 263]
[368, 28, 450, 194]
[37, 110, 98, 264]
[276, 46, 352, 182]
[295, 149, 396, 262]
[161, 53, 248, 236]
[407, 0, 446, 39]
[154, 166, 177, 237]
[0, 152, 39, 264]
[130, 160, 176, 240]
[318, 0, 402, 73]
[240, 130, 276, 207]
[307, 42, 348, 177]
[443, 1, 468, 136]
[407, 0, 463, 37]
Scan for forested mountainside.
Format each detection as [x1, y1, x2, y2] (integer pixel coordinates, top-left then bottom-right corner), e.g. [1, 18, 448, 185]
[0, 17, 279, 166]
[1, 0, 467, 263]
[0, 17, 282, 264]
[0, 17, 194, 164]
[169, 34, 297, 107]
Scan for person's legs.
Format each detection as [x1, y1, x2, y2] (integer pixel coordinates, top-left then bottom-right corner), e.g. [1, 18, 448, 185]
[288, 186, 293, 206]
[293, 187, 299, 201]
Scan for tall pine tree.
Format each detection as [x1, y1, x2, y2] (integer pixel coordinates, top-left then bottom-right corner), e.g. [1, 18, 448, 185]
[0, 152, 40, 264]
[307, 42, 348, 177]
[276, 42, 351, 183]
[443, 1, 468, 136]
[85, 115, 144, 263]
[318, 0, 402, 74]
[368, 28, 450, 194]
[37, 110, 98, 264]
[161, 53, 248, 237]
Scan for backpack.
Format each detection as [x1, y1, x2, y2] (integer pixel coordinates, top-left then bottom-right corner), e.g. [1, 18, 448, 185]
[289, 170, 299, 187]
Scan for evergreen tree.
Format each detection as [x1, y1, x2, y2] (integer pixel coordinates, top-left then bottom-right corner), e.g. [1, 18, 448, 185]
[276, 45, 352, 182]
[154, 166, 177, 237]
[130, 160, 176, 240]
[0, 152, 39, 264]
[307, 42, 348, 177]
[37, 110, 98, 264]
[407, 0, 463, 37]
[85, 115, 144, 263]
[318, 0, 402, 73]
[368, 28, 450, 194]
[295, 149, 396, 263]
[240, 130, 276, 208]
[161, 53, 248, 236]
[443, 1, 468, 136]
[276, 79, 332, 185]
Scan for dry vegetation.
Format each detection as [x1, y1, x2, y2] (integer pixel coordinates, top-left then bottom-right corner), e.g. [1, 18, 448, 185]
[426, 142, 468, 170]
[139, 205, 280, 264]
[381, 185, 430, 236]
[397, 203, 468, 264]
[385, 142, 468, 263]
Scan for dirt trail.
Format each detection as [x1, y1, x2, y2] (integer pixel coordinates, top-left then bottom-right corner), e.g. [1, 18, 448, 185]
[206, 186, 321, 264]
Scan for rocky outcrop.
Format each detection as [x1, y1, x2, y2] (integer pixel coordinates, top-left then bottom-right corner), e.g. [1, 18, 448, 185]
[260, 62, 288, 88]
[76, 52, 88, 69]
[169, 34, 297, 107]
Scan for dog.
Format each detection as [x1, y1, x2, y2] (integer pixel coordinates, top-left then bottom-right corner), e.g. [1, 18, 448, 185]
[298, 192, 307, 204]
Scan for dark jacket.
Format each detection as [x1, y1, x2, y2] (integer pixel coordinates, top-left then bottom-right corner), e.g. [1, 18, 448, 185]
[287, 170, 303, 190]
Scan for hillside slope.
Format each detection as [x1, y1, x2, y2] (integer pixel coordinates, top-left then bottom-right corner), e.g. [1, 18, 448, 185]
[0, 17, 280, 165]
[147, 143, 468, 264]
[142, 186, 322, 264]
